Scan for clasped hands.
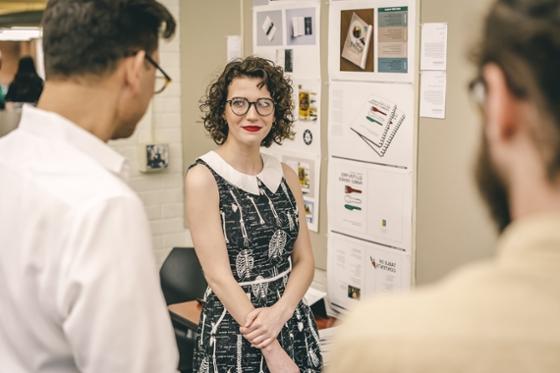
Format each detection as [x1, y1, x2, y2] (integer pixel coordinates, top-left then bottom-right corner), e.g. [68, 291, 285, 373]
[239, 303, 292, 349]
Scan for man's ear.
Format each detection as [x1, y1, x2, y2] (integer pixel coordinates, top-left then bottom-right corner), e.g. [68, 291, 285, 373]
[483, 63, 519, 143]
[123, 50, 146, 95]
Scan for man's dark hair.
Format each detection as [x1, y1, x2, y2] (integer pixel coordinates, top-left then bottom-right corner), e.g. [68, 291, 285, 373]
[473, 0, 560, 180]
[42, 0, 176, 78]
[200, 56, 294, 148]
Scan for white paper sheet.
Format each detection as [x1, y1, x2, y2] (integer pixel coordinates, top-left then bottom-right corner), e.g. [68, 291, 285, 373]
[327, 232, 411, 315]
[328, 0, 416, 83]
[328, 80, 414, 170]
[420, 22, 448, 71]
[269, 78, 321, 155]
[420, 70, 447, 119]
[253, 2, 321, 79]
[226, 35, 242, 62]
[261, 150, 322, 232]
[327, 157, 412, 250]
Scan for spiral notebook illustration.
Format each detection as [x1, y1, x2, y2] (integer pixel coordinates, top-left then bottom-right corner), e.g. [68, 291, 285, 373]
[350, 96, 397, 147]
[352, 109, 405, 157]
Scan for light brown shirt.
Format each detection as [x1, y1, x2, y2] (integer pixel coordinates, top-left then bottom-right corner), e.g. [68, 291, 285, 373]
[328, 214, 560, 373]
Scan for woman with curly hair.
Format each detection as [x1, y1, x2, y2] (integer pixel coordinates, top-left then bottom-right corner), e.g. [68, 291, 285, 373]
[185, 56, 322, 372]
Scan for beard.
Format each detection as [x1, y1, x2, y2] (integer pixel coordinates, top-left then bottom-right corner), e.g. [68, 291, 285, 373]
[475, 133, 512, 232]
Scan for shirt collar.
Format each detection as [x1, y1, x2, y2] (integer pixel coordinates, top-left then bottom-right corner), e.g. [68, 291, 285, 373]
[18, 105, 129, 179]
[200, 150, 283, 195]
[497, 212, 560, 266]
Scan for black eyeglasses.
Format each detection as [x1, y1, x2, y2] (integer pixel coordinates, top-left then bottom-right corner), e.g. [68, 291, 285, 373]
[144, 54, 172, 95]
[226, 97, 275, 116]
[468, 76, 486, 111]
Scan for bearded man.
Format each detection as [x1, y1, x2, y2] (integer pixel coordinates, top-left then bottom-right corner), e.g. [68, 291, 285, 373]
[328, 0, 560, 372]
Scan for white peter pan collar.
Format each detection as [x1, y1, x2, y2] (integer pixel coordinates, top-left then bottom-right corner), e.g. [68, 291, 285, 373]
[199, 150, 283, 195]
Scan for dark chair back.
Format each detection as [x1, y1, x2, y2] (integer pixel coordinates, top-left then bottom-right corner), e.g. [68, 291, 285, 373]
[160, 247, 207, 306]
[160, 247, 207, 373]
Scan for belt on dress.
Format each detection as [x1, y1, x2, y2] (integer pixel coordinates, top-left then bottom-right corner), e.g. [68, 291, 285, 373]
[237, 257, 292, 287]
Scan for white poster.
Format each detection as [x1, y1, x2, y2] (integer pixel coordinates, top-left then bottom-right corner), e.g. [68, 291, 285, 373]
[327, 232, 411, 315]
[420, 70, 447, 119]
[328, 0, 416, 82]
[253, 2, 321, 79]
[262, 150, 321, 232]
[282, 152, 321, 232]
[327, 157, 412, 251]
[254, 1, 323, 233]
[420, 22, 448, 71]
[328, 80, 414, 170]
[268, 78, 321, 155]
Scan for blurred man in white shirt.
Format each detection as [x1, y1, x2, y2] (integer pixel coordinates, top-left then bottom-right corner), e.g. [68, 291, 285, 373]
[0, 1, 179, 372]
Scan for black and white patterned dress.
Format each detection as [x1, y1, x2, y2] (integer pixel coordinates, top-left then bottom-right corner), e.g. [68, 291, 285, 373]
[191, 151, 322, 373]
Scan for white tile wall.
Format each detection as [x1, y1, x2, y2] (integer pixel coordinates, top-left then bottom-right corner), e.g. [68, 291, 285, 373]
[109, 0, 192, 267]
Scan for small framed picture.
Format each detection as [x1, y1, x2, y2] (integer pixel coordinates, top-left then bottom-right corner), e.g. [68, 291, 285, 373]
[140, 143, 169, 172]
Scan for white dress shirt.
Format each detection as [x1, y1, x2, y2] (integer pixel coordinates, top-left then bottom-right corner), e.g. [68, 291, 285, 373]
[0, 106, 179, 372]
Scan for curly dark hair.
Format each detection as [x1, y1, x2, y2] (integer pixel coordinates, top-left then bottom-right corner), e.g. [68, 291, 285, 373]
[42, 0, 176, 78]
[472, 0, 560, 180]
[200, 56, 294, 147]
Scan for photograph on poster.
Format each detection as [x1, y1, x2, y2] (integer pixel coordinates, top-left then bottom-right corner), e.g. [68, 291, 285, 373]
[328, 80, 414, 169]
[340, 9, 374, 72]
[268, 78, 321, 155]
[256, 10, 284, 46]
[297, 82, 318, 122]
[328, 0, 416, 82]
[254, 44, 320, 79]
[253, 3, 321, 79]
[260, 151, 319, 232]
[283, 155, 316, 197]
[347, 285, 361, 300]
[275, 48, 293, 73]
[327, 232, 411, 315]
[378, 6, 409, 73]
[327, 236, 363, 313]
[328, 157, 412, 249]
[303, 197, 315, 225]
[286, 7, 316, 46]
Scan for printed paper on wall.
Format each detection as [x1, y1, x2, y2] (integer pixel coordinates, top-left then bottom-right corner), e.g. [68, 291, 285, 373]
[327, 232, 411, 315]
[328, 80, 414, 170]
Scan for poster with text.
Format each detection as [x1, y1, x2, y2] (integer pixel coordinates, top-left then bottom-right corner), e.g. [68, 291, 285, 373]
[328, 80, 414, 170]
[253, 2, 321, 79]
[282, 153, 321, 232]
[328, 0, 415, 82]
[261, 150, 321, 232]
[268, 78, 321, 155]
[327, 232, 411, 315]
[378, 6, 408, 73]
[327, 157, 412, 251]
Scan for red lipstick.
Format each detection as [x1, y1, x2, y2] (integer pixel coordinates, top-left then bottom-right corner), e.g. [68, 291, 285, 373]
[243, 126, 261, 132]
